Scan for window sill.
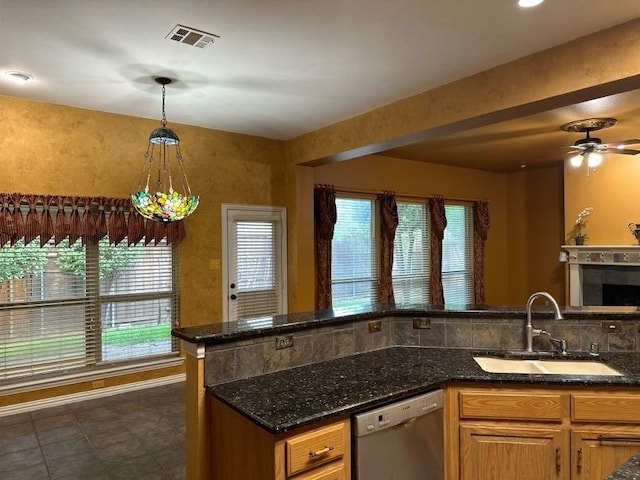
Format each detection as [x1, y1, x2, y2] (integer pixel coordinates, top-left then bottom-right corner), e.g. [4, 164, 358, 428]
[0, 355, 184, 396]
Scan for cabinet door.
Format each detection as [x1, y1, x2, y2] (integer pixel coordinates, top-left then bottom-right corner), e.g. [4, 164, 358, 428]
[460, 424, 566, 480]
[573, 427, 640, 480]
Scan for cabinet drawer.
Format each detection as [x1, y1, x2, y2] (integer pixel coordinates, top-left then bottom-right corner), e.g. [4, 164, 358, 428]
[459, 390, 563, 421]
[572, 394, 640, 423]
[286, 422, 345, 477]
[292, 461, 345, 480]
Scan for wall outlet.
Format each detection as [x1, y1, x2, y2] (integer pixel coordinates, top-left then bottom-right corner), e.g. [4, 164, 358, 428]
[412, 318, 431, 329]
[275, 335, 294, 350]
[368, 320, 382, 333]
[601, 321, 622, 333]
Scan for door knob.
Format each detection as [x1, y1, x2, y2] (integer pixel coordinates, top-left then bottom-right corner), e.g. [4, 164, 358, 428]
[230, 294, 237, 300]
[230, 283, 236, 289]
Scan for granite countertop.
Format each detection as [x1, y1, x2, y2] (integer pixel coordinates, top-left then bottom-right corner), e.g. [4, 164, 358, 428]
[607, 454, 640, 480]
[174, 304, 640, 345]
[209, 346, 640, 434]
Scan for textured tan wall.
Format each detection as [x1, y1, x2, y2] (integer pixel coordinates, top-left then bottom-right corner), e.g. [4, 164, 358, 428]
[564, 157, 640, 246]
[1, 94, 286, 326]
[507, 167, 565, 305]
[286, 18, 640, 166]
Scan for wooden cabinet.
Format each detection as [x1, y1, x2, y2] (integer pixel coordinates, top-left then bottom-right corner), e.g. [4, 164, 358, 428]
[572, 426, 640, 480]
[460, 424, 564, 480]
[449, 385, 640, 480]
[211, 397, 350, 480]
[571, 392, 640, 480]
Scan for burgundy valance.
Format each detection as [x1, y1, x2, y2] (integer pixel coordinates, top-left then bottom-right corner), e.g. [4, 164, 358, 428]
[0, 193, 185, 248]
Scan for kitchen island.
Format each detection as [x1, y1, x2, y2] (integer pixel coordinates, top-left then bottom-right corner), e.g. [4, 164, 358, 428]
[173, 305, 640, 479]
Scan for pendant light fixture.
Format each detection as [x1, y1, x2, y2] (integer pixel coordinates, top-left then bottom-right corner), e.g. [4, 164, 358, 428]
[131, 77, 199, 222]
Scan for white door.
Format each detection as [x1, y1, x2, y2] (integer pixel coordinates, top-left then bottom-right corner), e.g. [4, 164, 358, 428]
[222, 205, 287, 322]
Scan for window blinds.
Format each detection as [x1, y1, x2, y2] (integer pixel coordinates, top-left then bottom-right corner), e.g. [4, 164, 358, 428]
[0, 237, 177, 381]
[234, 220, 281, 320]
[332, 197, 377, 308]
[442, 204, 473, 305]
[393, 201, 430, 305]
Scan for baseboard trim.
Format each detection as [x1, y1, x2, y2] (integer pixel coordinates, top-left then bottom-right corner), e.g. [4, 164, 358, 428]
[0, 373, 185, 417]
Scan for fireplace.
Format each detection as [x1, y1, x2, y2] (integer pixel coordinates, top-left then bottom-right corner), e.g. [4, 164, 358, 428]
[563, 246, 640, 306]
[602, 284, 640, 306]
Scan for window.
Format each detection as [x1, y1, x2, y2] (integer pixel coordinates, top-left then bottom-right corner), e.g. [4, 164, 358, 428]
[0, 237, 178, 381]
[393, 201, 429, 304]
[332, 197, 376, 309]
[330, 195, 474, 308]
[442, 204, 473, 305]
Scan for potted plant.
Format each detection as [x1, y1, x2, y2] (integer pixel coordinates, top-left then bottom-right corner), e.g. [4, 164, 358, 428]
[573, 207, 593, 245]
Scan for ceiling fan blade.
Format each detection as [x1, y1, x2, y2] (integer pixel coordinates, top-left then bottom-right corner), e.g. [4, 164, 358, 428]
[605, 147, 640, 155]
[608, 138, 640, 147]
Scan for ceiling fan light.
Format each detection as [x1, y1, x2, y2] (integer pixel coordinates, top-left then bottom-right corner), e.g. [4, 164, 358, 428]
[569, 153, 583, 168]
[518, 0, 544, 7]
[587, 152, 603, 168]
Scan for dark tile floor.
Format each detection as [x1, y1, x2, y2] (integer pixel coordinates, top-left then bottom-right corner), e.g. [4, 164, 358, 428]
[0, 381, 185, 480]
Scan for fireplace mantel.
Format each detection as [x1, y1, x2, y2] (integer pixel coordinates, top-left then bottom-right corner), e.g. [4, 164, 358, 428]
[562, 245, 640, 305]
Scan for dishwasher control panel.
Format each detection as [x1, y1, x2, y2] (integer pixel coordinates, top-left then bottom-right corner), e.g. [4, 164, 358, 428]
[352, 389, 443, 437]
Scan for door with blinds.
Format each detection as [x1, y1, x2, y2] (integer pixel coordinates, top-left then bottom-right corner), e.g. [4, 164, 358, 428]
[222, 205, 287, 323]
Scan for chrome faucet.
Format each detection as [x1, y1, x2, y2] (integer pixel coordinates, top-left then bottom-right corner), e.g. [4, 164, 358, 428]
[525, 291, 564, 352]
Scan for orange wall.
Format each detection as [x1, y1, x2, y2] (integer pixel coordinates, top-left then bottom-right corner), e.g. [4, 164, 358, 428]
[507, 166, 565, 304]
[564, 157, 640, 246]
[1, 94, 286, 327]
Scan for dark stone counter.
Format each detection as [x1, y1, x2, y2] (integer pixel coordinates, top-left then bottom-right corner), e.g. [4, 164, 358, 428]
[209, 346, 640, 434]
[173, 304, 640, 345]
[606, 454, 640, 480]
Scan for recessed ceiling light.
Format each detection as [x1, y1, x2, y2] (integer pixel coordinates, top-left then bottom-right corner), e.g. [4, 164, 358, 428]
[4, 71, 33, 84]
[518, 0, 544, 7]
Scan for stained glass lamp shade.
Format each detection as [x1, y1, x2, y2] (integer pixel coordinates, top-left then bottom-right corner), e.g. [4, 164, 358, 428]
[131, 77, 199, 223]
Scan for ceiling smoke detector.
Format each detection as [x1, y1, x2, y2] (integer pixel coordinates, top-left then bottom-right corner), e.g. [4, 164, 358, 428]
[165, 24, 219, 49]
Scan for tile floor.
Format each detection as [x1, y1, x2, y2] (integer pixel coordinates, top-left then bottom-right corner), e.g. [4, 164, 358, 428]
[0, 381, 185, 479]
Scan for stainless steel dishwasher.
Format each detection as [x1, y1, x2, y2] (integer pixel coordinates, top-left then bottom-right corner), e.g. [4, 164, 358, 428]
[352, 389, 444, 480]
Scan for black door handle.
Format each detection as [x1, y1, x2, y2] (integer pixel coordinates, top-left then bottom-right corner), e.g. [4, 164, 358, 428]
[230, 294, 237, 300]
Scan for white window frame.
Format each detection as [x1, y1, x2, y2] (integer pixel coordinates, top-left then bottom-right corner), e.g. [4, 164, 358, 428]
[221, 204, 288, 322]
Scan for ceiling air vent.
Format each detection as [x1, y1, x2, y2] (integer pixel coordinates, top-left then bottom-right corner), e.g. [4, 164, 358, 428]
[166, 24, 219, 49]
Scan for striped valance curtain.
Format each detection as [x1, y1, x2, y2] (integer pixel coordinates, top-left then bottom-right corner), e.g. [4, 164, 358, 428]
[0, 193, 185, 247]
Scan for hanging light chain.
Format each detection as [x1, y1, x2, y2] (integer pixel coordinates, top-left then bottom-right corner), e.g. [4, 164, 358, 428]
[160, 83, 167, 127]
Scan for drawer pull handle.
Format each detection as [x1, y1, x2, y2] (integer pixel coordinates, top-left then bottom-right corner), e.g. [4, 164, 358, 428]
[556, 447, 561, 472]
[597, 435, 640, 444]
[308, 445, 334, 458]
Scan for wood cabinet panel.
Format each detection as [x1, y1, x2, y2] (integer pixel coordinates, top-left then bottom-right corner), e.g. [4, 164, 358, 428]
[459, 390, 564, 421]
[452, 386, 640, 480]
[292, 462, 346, 480]
[460, 424, 566, 480]
[211, 398, 349, 480]
[572, 426, 640, 480]
[572, 394, 640, 424]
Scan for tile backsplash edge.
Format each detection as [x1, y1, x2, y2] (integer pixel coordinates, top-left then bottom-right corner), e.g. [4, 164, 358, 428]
[204, 316, 639, 385]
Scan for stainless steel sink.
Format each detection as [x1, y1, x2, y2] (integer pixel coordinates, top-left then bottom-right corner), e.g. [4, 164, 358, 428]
[473, 356, 622, 376]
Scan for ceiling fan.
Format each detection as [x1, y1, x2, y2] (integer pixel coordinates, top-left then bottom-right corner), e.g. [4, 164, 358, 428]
[562, 118, 640, 171]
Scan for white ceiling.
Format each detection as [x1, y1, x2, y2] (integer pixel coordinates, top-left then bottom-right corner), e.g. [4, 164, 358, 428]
[2, 0, 640, 144]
